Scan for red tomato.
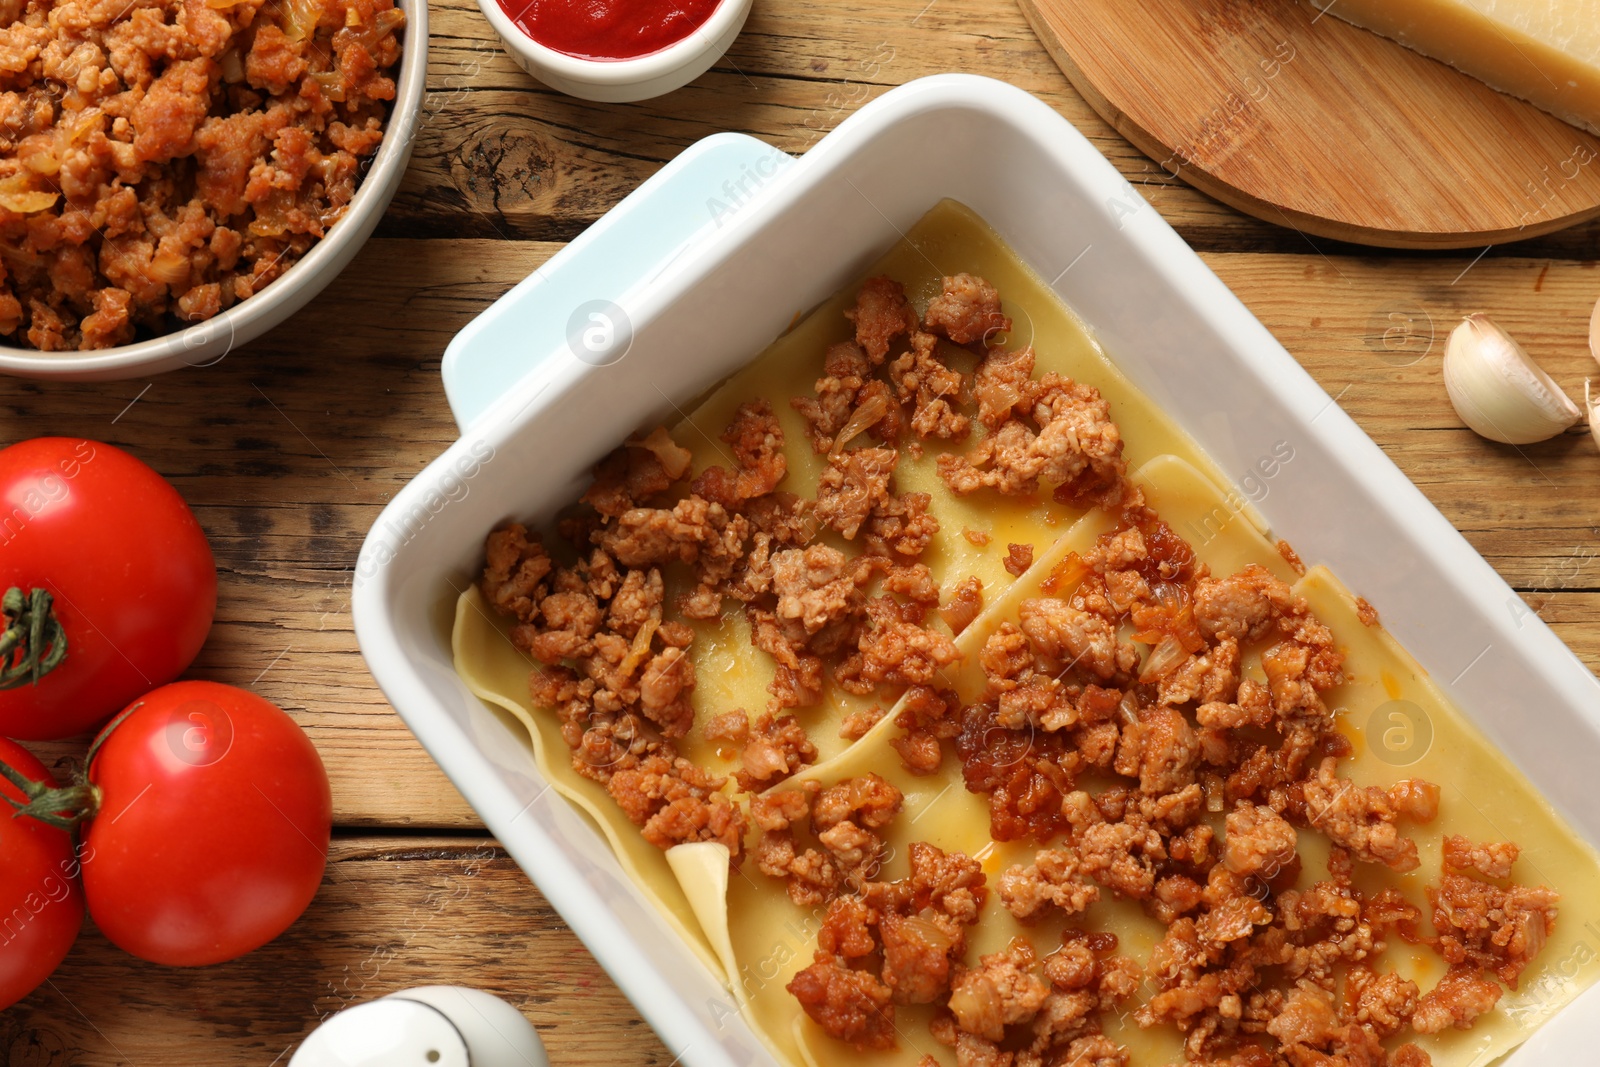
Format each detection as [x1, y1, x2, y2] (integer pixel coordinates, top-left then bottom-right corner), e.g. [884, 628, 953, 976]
[81, 681, 331, 966]
[0, 738, 84, 1009]
[0, 438, 216, 740]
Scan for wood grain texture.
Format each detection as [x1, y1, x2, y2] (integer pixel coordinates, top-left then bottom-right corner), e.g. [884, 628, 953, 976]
[0, 840, 675, 1066]
[1, 0, 1598, 1059]
[1018, 0, 1600, 248]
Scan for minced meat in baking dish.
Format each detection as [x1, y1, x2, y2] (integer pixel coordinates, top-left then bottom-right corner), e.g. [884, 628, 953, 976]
[0, 0, 403, 351]
[452, 201, 1600, 1067]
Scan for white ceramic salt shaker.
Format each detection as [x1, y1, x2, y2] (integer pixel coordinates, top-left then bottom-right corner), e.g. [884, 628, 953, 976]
[289, 986, 548, 1067]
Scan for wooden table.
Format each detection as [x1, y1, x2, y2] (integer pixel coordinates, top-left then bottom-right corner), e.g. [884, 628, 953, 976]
[3, 0, 1598, 1061]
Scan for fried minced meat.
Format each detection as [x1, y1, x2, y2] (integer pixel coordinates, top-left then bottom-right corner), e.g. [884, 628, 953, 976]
[939, 504, 1556, 1063]
[703, 709, 817, 793]
[973, 343, 1036, 431]
[791, 340, 903, 454]
[750, 782, 841, 906]
[727, 459, 950, 714]
[923, 272, 1012, 346]
[938, 372, 1128, 505]
[789, 842, 994, 1049]
[580, 426, 694, 518]
[813, 772, 905, 882]
[752, 774, 903, 907]
[520, 394, 957, 728]
[1005, 542, 1035, 577]
[838, 594, 962, 694]
[481, 521, 554, 621]
[888, 683, 961, 776]
[748, 543, 959, 713]
[481, 418, 767, 858]
[1302, 757, 1426, 872]
[692, 398, 789, 508]
[940, 575, 985, 636]
[812, 445, 942, 561]
[814, 446, 899, 540]
[930, 932, 1140, 1066]
[1221, 802, 1297, 882]
[585, 404, 788, 623]
[1426, 840, 1557, 989]
[891, 329, 972, 441]
[0, 0, 404, 350]
[998, 847, 1100, 922]
[608, 754, 744, 855]
[799, 272, 1032, 451]
[847, 274, 918, 364]
[863, 486, 940, 561]
[1411, 966, 1503, 1035]
[1441, 834, 1520, 880]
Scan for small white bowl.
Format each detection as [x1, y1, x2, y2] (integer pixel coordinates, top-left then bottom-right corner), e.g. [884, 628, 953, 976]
[478, 0, 752, 103]
[0, 0, 428, 383]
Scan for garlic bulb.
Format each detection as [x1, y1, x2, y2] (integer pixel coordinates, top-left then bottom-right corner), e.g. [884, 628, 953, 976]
[1443, 314, 1582, 445]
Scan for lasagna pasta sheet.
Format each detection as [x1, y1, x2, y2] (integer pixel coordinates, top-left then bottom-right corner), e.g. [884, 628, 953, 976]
[452, 201, 1600, 1066]
[451, 589, 726, 978]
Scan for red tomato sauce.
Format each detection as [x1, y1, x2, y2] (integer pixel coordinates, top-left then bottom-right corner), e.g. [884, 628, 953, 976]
[499, 0, 723, 60]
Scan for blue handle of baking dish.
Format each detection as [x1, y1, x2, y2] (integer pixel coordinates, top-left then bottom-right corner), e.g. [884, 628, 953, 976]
[441, 132, 796, 434]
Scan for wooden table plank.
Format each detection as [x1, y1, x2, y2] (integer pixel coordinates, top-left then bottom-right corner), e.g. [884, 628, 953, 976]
[0, 839, 674, 1066]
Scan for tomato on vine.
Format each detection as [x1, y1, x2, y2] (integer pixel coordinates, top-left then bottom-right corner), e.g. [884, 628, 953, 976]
[76, 681, 333, 966]
[0, 682, 331, 968]
[0, 438, 216, 741]
[0, 738, 84, 1009]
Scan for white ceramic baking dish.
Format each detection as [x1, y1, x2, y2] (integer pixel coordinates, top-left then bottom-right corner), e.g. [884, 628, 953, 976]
[351, 74, 1600, 1066]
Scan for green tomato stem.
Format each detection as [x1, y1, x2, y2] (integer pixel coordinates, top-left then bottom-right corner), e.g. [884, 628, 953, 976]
[0, 586, 69, 690]
[0, 758, 99, 832]
[0, 701, 139, 832]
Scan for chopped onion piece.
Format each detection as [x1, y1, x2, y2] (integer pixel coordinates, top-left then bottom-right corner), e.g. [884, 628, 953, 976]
[1139, 634, 1187, 684]
[1118, 689, 1141, 727]
[0, 189, 59, 214]
[310, 70, 345, 101]
[69, 108, 103, 144]
[1151, 581, 1185, 610]
[149, 248, 190, 286]
[1040, 552, 1091, 596]
[829, 393, 890, 456]
[619, 618, 658, 675]
[896, 916, 955, 952]
[282, 0, 321, 42]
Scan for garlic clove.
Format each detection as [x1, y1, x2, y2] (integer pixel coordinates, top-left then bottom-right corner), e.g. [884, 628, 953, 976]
[1443, 313, 1583, 445]
[1591, 295, 1600, 371]
[1589, 379, 1599, 450]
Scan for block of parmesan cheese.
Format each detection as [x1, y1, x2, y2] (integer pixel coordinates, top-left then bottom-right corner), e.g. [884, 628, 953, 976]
[1308, 0, 1600, 134]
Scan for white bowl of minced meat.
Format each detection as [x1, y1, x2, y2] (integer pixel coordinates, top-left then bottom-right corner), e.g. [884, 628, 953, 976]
[0, 0, 426, 381]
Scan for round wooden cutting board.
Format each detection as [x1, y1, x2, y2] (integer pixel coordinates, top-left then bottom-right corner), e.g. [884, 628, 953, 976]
[1018, 0, 1600, 248]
